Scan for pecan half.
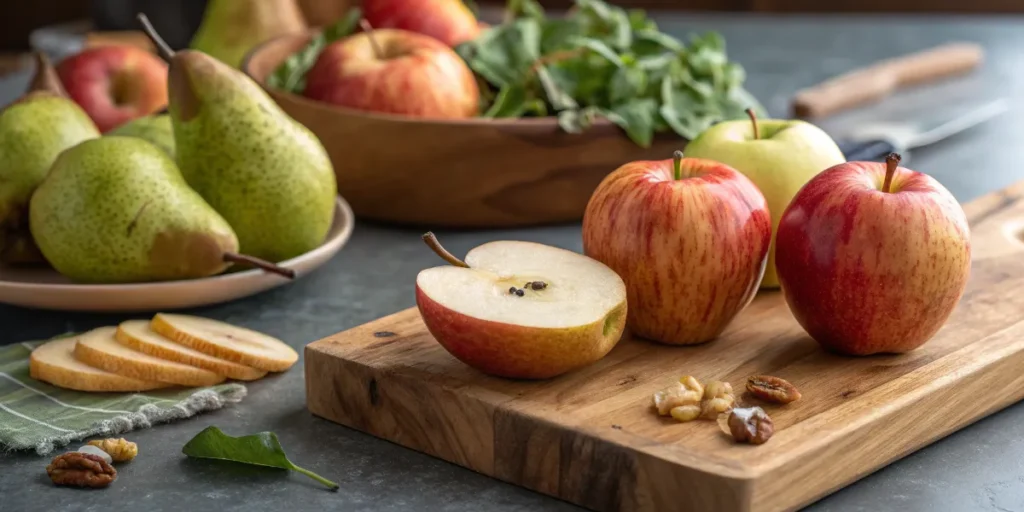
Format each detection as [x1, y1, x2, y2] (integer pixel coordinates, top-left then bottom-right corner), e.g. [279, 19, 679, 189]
[727, 406, 774, 445]
[746, 375, 801, 404]
[46, 452, 117, 488]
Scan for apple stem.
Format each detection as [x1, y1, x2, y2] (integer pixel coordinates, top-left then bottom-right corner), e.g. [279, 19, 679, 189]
[359, 19, 384, 60]
[745, 108, 759, 140]
[882, 152, 901, 193]
[223, 252, 297, 279]
[136, 13, 176, 62]
[422, 232, 469, 268]
[673, 150, 684, 180]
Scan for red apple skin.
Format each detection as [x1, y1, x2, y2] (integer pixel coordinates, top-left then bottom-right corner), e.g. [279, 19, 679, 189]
[774, 161, 971, 356]
[304, 29, 479, 119]
[363, 0, 482, 47]
[582, 157, 772, 345]
[415, 286, 627, 380]
[57, 46, 168, 133]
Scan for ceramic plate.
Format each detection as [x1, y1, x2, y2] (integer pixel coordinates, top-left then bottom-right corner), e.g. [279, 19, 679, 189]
[0, 197, 354, 313]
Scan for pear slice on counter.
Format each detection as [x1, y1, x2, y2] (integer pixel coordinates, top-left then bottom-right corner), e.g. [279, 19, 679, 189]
[151, 314, 298, 372]
[29, 335, 169, 392]
[74, 327, 225, 387]
[116, 320, 267, 381]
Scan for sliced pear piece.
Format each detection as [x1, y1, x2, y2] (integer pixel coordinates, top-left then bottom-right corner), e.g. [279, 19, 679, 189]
[116, 320, 267, 381]
[415, 234, 628, 380]
[74, 327, 225, 387]
[29, 334, 169, 392]
[150, 314, 298, 372]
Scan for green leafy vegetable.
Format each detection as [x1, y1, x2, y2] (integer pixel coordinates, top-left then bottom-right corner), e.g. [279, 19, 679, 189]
[266, 8, 363, 93]
[182, 426, 339, 491]
[457, 0, 764, 146]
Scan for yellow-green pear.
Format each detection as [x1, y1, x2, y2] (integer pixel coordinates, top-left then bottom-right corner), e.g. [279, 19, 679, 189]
[190, 0, 308, 68]
[108, 113, 175, 158]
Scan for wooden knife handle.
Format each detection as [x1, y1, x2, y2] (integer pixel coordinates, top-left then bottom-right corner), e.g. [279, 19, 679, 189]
[792, 43, 984, 119]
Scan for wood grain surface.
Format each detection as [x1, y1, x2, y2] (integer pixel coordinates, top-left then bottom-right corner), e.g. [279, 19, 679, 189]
[305, 168, 1024, 511]
[243, 33, 682, 228]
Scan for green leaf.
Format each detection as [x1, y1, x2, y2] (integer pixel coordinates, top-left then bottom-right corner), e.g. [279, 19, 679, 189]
[536, 67, 578, 111]
[609, 98, 657, 147]
[484, 82, 530, 118]
[566, 36, 623, 67]
[608, 65, 647, 105]
[634, 29, 684, 53]
[182, 426, 339, 491]
[505, 0, 546, 20]
[266, 8, 362, 93]
[464, 18, 543, 87]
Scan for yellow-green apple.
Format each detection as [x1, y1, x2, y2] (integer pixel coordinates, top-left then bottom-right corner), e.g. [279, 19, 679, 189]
[683, 109, 846, 289]
[57, 46, 168, 132]
[362, 0, 482, 47]
[775, 153, 971, 355]
[303, 28, 478, 118]
[582, 152, 772, 346]
[415, 233, 627, 379]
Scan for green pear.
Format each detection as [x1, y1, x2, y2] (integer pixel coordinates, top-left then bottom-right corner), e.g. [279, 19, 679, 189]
[29, 137, 294, 284]
[190, 0, 308, 68]
[0, 52, 99, 264]
[140, 15, 337, 263]
[683, 111, 846, 289]
[108, 113, 175, 158]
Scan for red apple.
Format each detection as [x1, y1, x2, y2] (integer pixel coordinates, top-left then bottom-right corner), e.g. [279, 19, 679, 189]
[363, 0, 482, 47]
[57, 46, 168, 132]
[774, 153, 971, 355]
[582, 152, 772, 345]
[303, 28, 478, 118]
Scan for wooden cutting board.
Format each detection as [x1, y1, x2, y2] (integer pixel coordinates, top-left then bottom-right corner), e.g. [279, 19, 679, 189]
[305, 179, 1024, 512]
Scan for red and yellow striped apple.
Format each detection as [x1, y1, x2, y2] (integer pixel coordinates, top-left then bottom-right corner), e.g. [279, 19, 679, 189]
[303, 28, 478, 119]
[415, 234, 627, 380]
[582, 152, 772, 346]
[362, 0, 482, 47]
[774, 153, 971, 355]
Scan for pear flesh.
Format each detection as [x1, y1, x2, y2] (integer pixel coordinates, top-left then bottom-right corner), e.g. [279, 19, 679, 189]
[29, 136, 240, 283]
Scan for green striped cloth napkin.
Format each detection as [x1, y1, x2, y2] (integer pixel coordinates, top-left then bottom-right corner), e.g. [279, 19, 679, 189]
[0, 339, 246, 455]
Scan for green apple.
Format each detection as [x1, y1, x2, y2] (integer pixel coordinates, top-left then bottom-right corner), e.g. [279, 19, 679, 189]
[683, 110, 846, 288]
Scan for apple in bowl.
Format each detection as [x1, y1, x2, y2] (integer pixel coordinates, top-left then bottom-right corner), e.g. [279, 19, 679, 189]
[775, 153, 971, 355]
[582, 152, 772, 345]
[415, 233, 627, 379]
[303, 27, 478, 119]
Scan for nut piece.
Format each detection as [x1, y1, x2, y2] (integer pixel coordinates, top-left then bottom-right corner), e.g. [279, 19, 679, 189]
[653, 376, 704, 416]
[747, 375, 801, 404]
[670, 405, 702, 422]
[727, 406, 774, 445]
[700, 380, 736, 419]
[46, 452, 117, 488]
[88, 438, 138, 462]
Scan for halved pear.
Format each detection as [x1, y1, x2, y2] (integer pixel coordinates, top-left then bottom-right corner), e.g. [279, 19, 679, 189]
[415, 236, 628, 380]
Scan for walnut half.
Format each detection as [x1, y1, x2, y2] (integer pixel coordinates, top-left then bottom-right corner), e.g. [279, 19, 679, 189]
[724, 406, 774, 445]
[46, 452, 117, 488]
[88, 438, 138, 462]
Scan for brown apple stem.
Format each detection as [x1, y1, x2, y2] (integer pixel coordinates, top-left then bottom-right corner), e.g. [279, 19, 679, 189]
[28, 52, 67, 97]
[422, 232, 469, 268]
[223, 252, 297, 279]
[136, 13, 176, 61]
[745, 108, 759, 140]
[359, 19, 384, 60]
[882, 152, 902, 193]
[673, 150, 685, 180]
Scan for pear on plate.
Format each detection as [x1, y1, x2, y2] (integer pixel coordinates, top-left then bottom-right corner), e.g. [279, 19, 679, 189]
[190, 0, 308, 68]
[108, 113, 175, 158]
[0, 52, 100, 264]
[140, 15, 337, 263]
[29, 136, 295, 284]
[683, 109, 846, 289]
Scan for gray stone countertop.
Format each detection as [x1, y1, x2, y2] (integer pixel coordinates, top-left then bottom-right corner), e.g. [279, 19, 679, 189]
[3, 11, 1024, 512]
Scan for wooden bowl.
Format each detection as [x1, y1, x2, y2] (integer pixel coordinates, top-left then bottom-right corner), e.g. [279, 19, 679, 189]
[243, 33, 683, 228]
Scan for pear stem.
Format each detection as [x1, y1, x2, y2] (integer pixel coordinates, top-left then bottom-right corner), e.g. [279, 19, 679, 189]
[223, 253, 297, 279]
[28, 52, 67, 97]
[422, 232, 469, 268]
[672, 150, 685, 181]
[882, 152, 901, 193]
[136, 13, 176, 61]
[359, 19, 384, 60]
[745, 108, 759, 140]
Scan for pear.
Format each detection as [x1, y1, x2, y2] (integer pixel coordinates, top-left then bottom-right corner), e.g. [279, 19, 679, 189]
[141, 15, 337, 263]
[190, 0, 308, 68]
[29, 136, 295, 283]
[0, 52, 99, 264]
[108, 113, 175, 158]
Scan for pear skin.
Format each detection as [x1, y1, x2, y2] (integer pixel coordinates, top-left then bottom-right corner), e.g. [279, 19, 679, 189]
[29, 137, 240, 283]
[190, 0, 307, 68]
[108, 113, 175, 158]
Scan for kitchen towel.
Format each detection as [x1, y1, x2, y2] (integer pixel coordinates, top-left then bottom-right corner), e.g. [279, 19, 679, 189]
[0, 338, 246, 455]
